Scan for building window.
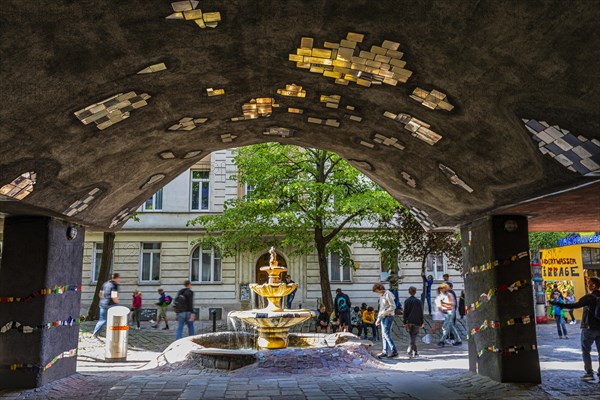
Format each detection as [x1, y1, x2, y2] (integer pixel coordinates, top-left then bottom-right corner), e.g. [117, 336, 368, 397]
[582, 247, 600, 270]
[244, 183, 255, 199]
[190, 246, 221, 283]
[329, 252, 351, 282]
[426, 254, 446, 280]
[91, 242, 113, 283]
[140, 243, 161, 282]
[191, 170, 210, 211]
[143, 188, 163, 211]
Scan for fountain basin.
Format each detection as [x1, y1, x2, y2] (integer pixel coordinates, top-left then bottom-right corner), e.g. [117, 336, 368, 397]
[228, 309, 315, 349]
[189, 348, 257, 370]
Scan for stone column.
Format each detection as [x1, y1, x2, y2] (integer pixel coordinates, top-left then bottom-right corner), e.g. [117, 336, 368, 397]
[0, 216, 84, 389]
[461, 215, 541, 383]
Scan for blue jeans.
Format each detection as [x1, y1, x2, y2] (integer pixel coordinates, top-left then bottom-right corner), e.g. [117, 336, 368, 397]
[176, 312, 194, 340]
[286, 292, 295, 309]
[93, 306, 108, 335]
[440, 311, 462, 343]
[555, 315, 568, 337]
[381, 316, 397, 355]
[581, 328, 600, 374]
[425, 293, 432, 315]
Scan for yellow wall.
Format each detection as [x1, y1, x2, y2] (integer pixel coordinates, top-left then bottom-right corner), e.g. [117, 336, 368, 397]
[540, 244, 599, 320]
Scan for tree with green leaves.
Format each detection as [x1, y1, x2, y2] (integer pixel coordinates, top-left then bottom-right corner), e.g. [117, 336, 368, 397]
[188, 143, 399, 312]
[368, 208, 462, 304]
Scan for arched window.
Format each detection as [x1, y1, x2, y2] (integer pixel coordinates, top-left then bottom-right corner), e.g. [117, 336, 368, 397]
[328, 251, 351, 282]
[190, 246, 221, 283]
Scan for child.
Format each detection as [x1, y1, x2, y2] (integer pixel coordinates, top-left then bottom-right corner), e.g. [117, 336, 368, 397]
[362, 306, 378, 341]
[132, 290, 142, 330]
[550, 292, 568, 339]
[316, 305, 331, 334]
[350, 306, 363, 336]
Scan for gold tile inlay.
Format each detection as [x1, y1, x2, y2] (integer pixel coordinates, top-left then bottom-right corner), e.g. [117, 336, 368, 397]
[206, 88, 225, 96]
[409, 88, 454, 111]
[74, 92, 150, 130]
[137, 63, 167, 74]
[166, 1, 221, 29]
[383, 111, 442, 145]
[0, 171, 36, 200]
[231, 98, 280, 121]
[277, 84, 306, 98]
[168, 116, 208, 131]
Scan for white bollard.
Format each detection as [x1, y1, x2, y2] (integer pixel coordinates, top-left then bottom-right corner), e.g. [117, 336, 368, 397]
[105, 306, 130, 361]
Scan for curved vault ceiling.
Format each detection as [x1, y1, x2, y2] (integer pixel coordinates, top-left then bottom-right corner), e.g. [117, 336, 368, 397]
[1, 0, 599, 231]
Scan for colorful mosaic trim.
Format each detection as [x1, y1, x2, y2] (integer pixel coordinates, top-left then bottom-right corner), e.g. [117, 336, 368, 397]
[0, 285, 81, 303]
[465, 280, 530, 315]
[467, 315, 533, 339]
[464, 251, 529, 278]
[477, 344, 537, 359]
[1, 317, 80, 334]
[7, 348, 77, 373]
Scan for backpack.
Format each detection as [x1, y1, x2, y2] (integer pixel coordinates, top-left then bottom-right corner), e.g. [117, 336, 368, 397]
[163, 295, 172, 305]
[173, 291, 187, 313]
[337, 296, 348, 313]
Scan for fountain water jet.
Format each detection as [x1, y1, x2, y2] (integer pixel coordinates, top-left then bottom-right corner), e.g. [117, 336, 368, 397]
[228, 247, 315, 349]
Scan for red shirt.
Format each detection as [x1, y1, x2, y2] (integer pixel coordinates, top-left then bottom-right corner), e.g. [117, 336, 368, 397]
[133, 294, 142, 309]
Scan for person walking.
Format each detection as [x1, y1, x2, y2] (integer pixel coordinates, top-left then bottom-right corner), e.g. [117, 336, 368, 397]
[403, 286, 424, 358]
[92, 273, 121, 338]
[438, 283, 462, 347]
[131, 289, 142, 330]
[446, 282, 463, 345]
[153, 288, 171, 330]
[285, 275, 297, 309]
[373, 283, 398, 359]
[334, 288, 352, 332]
[386, 270, 401, 313]
[174, 280, 195, 340]
[565, 290, 577, 324]
[550, 292, 568, 339]
[430, 287, 445, 335]
[421, 272, 434, 315]
[551, 277, 600, 381]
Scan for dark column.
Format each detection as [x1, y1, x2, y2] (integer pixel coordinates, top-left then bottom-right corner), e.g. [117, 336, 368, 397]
[0, 216, 84, 389]
[461, 215, 541, 383]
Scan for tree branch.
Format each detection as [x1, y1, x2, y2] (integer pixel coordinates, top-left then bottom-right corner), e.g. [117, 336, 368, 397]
[323, 211, 363, 243]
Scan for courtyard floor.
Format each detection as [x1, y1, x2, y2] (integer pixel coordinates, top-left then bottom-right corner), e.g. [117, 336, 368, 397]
[0, 320, 598, 399]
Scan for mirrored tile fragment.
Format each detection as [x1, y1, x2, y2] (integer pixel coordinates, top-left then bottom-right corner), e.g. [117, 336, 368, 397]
[0, 171, 36, 200]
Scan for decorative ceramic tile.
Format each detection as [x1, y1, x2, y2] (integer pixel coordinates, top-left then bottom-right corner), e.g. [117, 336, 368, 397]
[409, 88, 454, 111]
[0, 171, 36, 200]
[159, 151, 176, 159]
[348, 159, 373, 171]
[439, 164, 474, 193]
[231, 98, 279, 121]
[63, 188, 102, 217]
[168, 116, 208, 131]
[137, 63, 167, 74]
[307, 117, 340, 127]
[320, 94, 341, 109]
[277, 84, 306, 98]
[289, 33, 411, 88]
[207, 88, 225, 96]
[221, 133, 237, 143]
[183, 150, 203, 159]
[109, 208, 134, 229]
[373, 133, 405, 150]
[523, 118, 600, 176]
[263, 127, 294, 138]
[166, 1, 221, 29]
[401, 171, 416, 188]
[384, 111, 442, 145]
[359, 140, 375, 149]
[288, 107, 304, 114]
[140, 174, 166, 190]
[409, 207, 437, 229]
[74, 92, 151, 130]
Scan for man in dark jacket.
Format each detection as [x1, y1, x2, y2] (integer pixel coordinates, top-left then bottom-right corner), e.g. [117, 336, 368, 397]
[553, 277, 600, 381]
[334, 288, 351, 332]
[403, 286, 424, 358]
[175, 280, 195, 340]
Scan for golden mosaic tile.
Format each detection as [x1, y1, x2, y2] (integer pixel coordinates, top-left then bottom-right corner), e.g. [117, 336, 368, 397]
[137, 63, 167, 74]
[439, 164, 473, 193]
[0, 172, 36, 200]
[381, 40, 400, 51]
[346, 32, 365, 43]
[206, 88, 225, 96]
[166, 1, 221, 29]
[359, 140, 375, 149]
[232, 98, 279, 121]
[221, 133, 237, 143]
[288, 107, 304, 114]
[401, 171, 416, 188]
[277, 84, 306, 97]
[409, 87, 454, 111]
[300, 37, 314, 48]
[263, 127, 294, 138]
[168, 116, 208, 131]
[373, 133, 405, 150]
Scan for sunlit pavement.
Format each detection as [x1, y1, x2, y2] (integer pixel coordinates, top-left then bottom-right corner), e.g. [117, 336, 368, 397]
[0, 321, 598, 399]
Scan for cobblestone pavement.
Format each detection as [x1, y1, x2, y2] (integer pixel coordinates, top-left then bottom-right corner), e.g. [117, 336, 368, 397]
[1, 320, 598, 399]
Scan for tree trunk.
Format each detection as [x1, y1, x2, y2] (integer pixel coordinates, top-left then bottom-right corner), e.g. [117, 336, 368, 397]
[420, 254, 428, 306]
[86, 232, 115, 320]
[315, 230, 334, 313]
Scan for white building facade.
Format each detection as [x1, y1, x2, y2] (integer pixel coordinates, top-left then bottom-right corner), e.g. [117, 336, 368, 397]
[80, 150, 464, 319]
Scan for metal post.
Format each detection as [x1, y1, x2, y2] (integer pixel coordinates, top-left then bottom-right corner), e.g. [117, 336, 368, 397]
[211, 309, 217, 332]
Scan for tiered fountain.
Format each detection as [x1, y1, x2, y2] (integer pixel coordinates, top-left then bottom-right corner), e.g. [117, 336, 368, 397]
[228, 247, 315, 349]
